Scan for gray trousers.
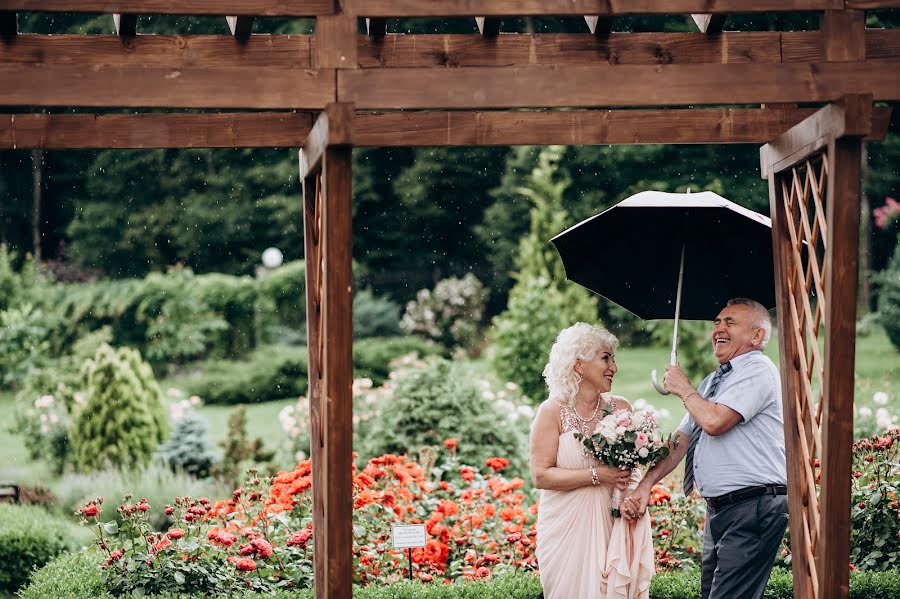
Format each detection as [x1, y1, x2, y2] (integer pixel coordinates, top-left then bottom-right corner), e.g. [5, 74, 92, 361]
[701, 494, 788, 599]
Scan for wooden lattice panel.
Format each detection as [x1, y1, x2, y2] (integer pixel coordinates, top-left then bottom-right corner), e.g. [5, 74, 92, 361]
[775, 151, 829, 598]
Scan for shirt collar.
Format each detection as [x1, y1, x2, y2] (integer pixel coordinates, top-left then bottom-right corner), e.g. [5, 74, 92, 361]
[728, 350, 762, 370]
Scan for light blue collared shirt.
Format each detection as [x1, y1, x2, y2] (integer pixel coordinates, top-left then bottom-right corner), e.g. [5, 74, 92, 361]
[677, 351, 787, 497]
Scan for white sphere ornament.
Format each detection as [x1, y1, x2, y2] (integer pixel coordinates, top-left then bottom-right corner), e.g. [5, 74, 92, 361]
[262, 247, 284, 269]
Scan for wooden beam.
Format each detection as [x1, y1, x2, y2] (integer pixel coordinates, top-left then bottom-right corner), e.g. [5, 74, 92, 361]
[5, 30, 900, 70]
[316, 14, 357, 69]
[0, 64, 335, 108]
[0, 11, 16, 36]
[824, 9, 865, 62]
[3, 107, 888, 150]
[0, 1, 336, 16]
[353, 107, 890, 147]
[584, 16, 613, 35]
[475, 17, 501, 36]
[0, 35, 314, 68]
[819, 123, 864, 599]
[301, 104, 353, 178]
[338, 61, 900, 110]
[226, 16, 254, 41]
[300, 101, 354, 599]
[760, 100, 873, 177]
[0, 112, 313, 148]
[691, 14, 726, 34]
[343, 1, 844, 17]
[365, 17, 386, 37]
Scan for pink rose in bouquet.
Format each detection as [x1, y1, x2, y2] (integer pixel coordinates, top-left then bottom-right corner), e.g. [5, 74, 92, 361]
[575, 405, 672, 517]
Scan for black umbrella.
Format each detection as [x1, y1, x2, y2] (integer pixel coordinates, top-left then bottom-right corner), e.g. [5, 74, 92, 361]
[550, 190, 775, 394]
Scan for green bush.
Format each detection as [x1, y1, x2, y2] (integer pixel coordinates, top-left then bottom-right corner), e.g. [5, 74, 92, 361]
[877, 242, 900, 351]
[194, 273, 259, 358]
[21, 558, 900, 599]
[357, 358, 530, 476]
[257, 259, 306, 331]
[353, 336, 440, 385]
[69, 345, 169, 471]
[401, 274, 487, 353]
[154, 410, 220, 479]
[490, 276, 597, 402]
[0, 303, 61, 389]
[353, 289, 402, 338]
[0, 503, 86, 594]
[186, 345, 309, 405]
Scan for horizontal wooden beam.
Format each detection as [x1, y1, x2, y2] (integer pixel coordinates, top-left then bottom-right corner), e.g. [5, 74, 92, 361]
[760, 95, 876, 177]
[353, 107, 891, 147]
[1, 107, 889, 149]
[0, 112, 314, 148]
[0, 64, 335, 108]
[338, 61, 900, 109]
[343, 1, 843, 17]
[0, 1, 336, 16]
[6, 30, 900, 71]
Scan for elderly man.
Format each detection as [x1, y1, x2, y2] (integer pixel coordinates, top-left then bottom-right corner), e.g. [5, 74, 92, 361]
[623, 298, 787, 599]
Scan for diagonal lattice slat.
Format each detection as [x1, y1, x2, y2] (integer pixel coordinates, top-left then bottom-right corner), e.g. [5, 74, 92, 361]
[775, 150, 830, 599]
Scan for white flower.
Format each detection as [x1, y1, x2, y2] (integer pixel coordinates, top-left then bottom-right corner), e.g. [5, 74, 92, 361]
[482, 390, 495, 400]
[600, 427, 618, 443]
[859, 406, 873, 417]
[615, 425, 627, 435]
[35, 395, 55, 409]
[73, 393, 85, 405]
[167, 387, 183, 398]
[638, 447, 649, 458]
[633, 398, 647, 410]
[189, 395, 202, 406]
[873, 392, 889, 406]
[517, 404, 535, 419]
[505, 382, 520, 391]
[49, 413, 59, 424]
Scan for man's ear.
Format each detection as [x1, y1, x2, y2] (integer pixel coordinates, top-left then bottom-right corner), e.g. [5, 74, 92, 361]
[753, 327, 765, 346]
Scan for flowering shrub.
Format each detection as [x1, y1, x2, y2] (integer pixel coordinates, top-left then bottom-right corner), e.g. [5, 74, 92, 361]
[401, 274, 486, 353]
[850, 430, 900, 571]
[645, 482, 705, 571]
[856, 391, 898, 438]
[13, 393, 79, 473]
[873, 197, 900, 230]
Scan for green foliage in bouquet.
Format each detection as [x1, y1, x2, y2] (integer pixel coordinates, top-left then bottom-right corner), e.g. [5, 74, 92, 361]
[69, 345, 169, 471]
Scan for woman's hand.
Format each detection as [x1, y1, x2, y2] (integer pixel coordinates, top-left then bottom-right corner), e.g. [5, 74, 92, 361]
[598, 465, 632, 490]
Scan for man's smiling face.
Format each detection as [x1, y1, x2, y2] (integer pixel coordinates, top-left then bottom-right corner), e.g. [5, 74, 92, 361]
[710, 304, 765, 364]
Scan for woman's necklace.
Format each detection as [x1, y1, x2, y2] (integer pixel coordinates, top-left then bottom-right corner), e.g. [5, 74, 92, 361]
[572, 395, 602, 438]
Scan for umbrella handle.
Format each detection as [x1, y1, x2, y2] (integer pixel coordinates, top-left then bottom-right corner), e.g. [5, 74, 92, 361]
[650, 369, 671, 395]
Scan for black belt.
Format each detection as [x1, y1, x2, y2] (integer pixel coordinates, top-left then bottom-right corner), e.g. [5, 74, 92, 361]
[705, 484, 787, 509]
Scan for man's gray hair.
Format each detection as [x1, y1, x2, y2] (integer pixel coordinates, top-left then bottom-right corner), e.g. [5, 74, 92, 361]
[727, 298, 772, 348]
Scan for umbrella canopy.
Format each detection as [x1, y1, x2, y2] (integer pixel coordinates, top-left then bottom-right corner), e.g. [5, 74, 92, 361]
[550, 191, 775, 321]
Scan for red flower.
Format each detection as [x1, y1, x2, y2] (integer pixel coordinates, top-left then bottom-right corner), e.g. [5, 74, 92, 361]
[251, 538, 274, 559]
[238, 542, 255, 556]
[236, 557, 257, 572]
[287, 529, 314, 548]
[81, 503, 99, 517]
[485, 457, 510, 472]
[152, 538, 172, 553]
[443, 438, 459, 450]
[164, 505, 175, 516]
[460, 467, 476, 482]
[166, 528, 185, 540]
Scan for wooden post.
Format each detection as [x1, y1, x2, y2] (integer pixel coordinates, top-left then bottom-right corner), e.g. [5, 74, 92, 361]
[300, 102, 354, 599]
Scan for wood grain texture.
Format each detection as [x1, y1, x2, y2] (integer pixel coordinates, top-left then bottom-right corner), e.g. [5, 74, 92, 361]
[342, 0, 842, 17]
[339, 61, 900, 109]
[0, 1, 336, 16]
[0, 112, 313, 148]
[316, 14, 357, 68]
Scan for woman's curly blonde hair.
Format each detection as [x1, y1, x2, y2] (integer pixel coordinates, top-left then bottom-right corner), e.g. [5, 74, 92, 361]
[542, 322, 618, 406]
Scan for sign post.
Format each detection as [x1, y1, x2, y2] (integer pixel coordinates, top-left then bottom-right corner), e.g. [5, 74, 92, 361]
[391, 524, 426, 581]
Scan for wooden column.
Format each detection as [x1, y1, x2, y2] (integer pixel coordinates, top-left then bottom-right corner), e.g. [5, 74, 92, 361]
[300, 102, 354, 599]
[761, 93, 872, 599]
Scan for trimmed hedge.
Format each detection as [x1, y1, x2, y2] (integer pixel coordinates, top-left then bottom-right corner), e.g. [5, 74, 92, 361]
[187, 338, 439, 404]
[0, 504, 87, 594]
[22, 553, 900, 599]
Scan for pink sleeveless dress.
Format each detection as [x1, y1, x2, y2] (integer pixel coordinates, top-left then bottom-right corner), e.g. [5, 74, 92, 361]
[536, 398, 654, 599]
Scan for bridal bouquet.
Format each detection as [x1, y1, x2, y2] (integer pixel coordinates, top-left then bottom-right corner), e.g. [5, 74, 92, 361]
[574, 407, 672, 517]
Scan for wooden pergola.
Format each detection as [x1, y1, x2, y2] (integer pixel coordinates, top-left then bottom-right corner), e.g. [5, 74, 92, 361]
[1, 2, 898, 598]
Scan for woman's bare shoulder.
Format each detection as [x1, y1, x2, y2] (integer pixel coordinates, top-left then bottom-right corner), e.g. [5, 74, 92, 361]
[605, 393, 633, 411]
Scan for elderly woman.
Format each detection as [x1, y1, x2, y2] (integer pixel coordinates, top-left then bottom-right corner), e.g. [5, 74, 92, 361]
[531, 323, 653, 599]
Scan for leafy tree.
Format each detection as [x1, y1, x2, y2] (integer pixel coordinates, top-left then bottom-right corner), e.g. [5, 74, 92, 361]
[69, 345, 168, 471]
[490, 147, 599, 401]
